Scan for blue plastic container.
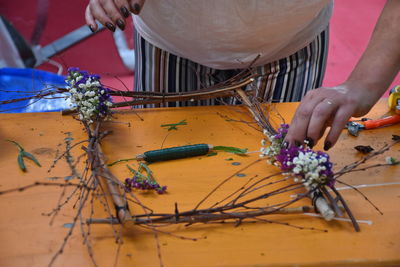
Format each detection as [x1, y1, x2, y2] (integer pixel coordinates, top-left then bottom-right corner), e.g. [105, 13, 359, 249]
[0, 68, 70, 113]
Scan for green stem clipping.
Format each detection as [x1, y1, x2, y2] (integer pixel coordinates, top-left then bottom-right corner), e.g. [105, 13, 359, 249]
[7, 140, 41, 172]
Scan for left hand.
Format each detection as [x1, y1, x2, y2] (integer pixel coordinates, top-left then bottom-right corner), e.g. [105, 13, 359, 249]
[85, 0, 146, 32]
[284, 82, 379, 150]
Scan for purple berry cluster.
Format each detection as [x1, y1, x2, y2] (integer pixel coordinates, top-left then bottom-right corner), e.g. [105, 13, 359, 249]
[124, 176, 167, 194]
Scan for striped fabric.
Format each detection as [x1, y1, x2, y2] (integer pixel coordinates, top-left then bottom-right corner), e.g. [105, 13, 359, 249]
[134, 28, 328, 108]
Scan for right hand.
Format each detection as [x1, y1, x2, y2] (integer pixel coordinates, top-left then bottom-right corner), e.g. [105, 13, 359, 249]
[85, 0, 146, 32]
[284, 81, 381, 150]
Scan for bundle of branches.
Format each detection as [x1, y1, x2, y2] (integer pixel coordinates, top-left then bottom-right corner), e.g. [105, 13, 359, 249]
[0, 60, 258, 114]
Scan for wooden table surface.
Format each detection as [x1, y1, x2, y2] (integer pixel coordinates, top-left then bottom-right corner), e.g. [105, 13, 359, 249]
[0, 100, 399, 267]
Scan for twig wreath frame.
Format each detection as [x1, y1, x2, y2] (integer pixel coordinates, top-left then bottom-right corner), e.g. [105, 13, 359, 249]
[1, 65, 399, 267]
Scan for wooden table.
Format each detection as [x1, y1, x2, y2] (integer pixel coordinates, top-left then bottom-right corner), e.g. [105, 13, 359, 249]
[0, 101, 399, 267]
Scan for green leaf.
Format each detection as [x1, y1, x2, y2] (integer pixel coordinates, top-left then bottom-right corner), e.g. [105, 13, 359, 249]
[126, 164, 147, 181]
[6, 140, 24, 152]
[139, 162, 152, 175]
[64, 175, 74, 181]
[139, 162, 154, 181]
[207, 152, 218, 157]
[63, 223, 74, 228]
[7, 140, 41, 172]
[17, 154, 26, 172]
[21, 151, 41, 167]
[126, 164, 137, 174]
[213, 146, 248, 155]
[161, 119, 187, 131]
[107, 157, 136, 166]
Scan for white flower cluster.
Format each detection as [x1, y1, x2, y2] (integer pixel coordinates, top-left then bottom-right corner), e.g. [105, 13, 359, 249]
[66, 72, 112, 124]
[260, 129, 282, 162]
[385, 156, 398, 165]
[291, 151, 328, 187]
[259, 124, 333, 188]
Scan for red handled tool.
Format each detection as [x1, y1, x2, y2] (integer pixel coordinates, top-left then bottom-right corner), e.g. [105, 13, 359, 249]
[347, 85, 400, 136]
[347, 114, 400, 136]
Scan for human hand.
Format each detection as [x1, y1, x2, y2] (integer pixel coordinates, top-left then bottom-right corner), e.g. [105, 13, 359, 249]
[284, 82, 381, 150]
[284, 0, 399, 151]
[85, 0, 145, 32]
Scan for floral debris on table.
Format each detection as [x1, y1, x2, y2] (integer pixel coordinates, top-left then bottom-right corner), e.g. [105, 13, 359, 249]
[125, 163, 167, 194]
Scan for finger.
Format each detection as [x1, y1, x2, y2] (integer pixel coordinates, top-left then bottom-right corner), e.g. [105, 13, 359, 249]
[129, 0, 145, 14]
[85, 5, 97, 32]
[100, 0, 126, 30]
[285, 93, 320, 146]
[115, 0, 131, 18]
[89, 0, 116, 32]
[306, 99, 338, 148]
[323, 106, 354, 150]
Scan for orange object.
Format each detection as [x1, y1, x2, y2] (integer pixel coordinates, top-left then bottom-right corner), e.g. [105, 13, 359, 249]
[0, 100, 400, 267]
[363, 114, 400, 129]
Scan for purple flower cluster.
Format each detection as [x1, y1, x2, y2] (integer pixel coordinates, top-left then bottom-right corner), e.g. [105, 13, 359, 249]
[276, 146, 302, 171]
[273, 123, 289, 140]
[97, 88, 113, 117]
[124, 176, 167, 194]
[67, 67, 102, 81]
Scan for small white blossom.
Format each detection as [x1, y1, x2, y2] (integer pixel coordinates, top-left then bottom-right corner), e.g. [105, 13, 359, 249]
[261, 139, 266, 146]
[385, 156, 398, 165]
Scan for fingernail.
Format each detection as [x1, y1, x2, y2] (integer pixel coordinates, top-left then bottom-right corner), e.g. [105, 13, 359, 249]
[282, 141, 289, 149]
[105, 22, 116, 32]
[324, 141, 332, 151]
[88, 25, 96, 33]
[294, 140, 301, 147]
[116, 19, 125, 30]
[120, 6, 130, 18]
[305, 137, 314, 148]
[132, 3, 141, 14]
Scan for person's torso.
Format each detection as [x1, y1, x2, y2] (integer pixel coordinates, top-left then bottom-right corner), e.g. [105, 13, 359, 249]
[134, 0, 333, 69]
